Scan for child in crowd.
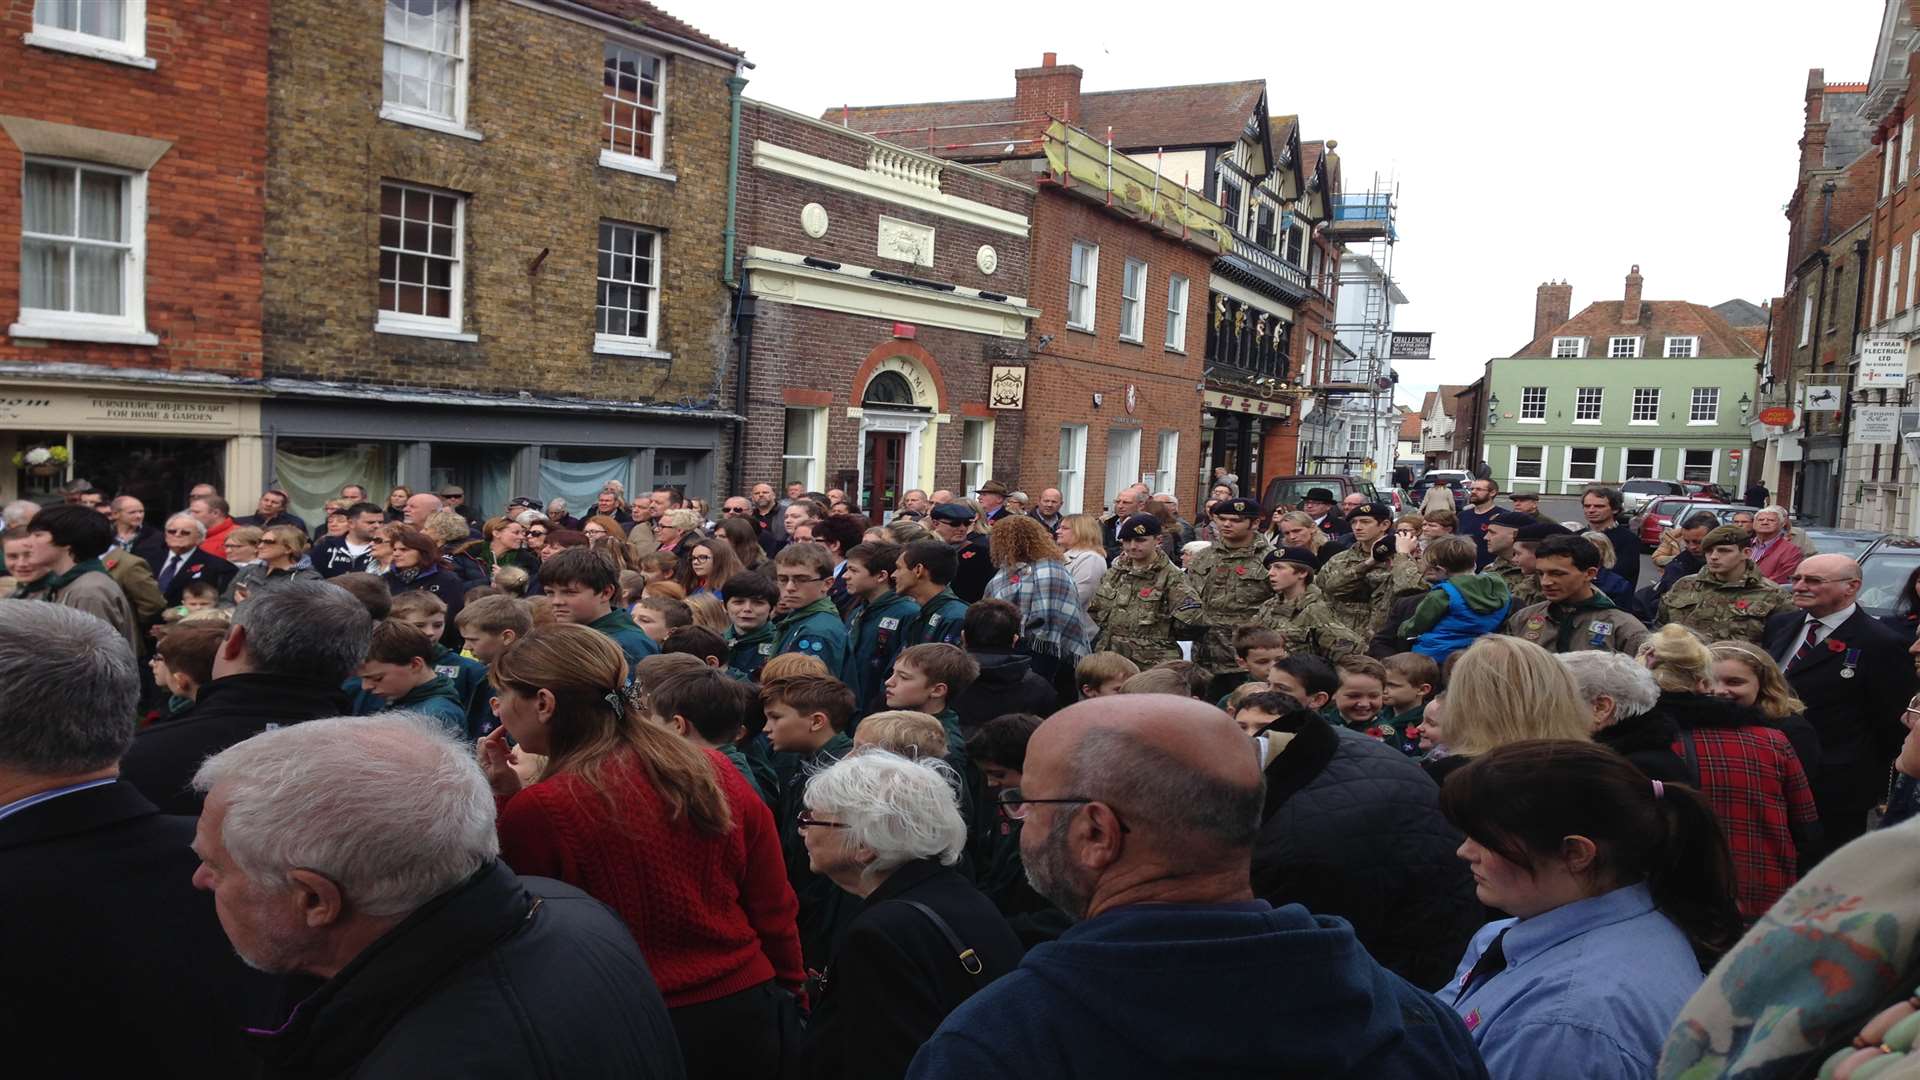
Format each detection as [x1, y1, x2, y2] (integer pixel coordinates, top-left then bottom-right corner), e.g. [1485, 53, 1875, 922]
[354, 619, 468, 737]
[965, 711, 1070, 947]
[660, 625, 729, 668]
[643, 580, 687, 602]
[1398, 535, 1512, 664]
[1122, 661, 1208, 698]
[619, 570, 647, 612]
[391, 591, 492, 736]
[852, 710, 949, 761]
[884, 643, 981, 762]
[1416, 694, 1449, 761]
[646, 665, 766, 803]
[1328, 655, 1418, 752]
[761, 673, 860, 970]
[1075, 650, 1140, 699]
[491, 564, 530, 597]
[161, 578, 224, 624]
[1228, 686, 1294, 738]
[453, 594, 533, 736]
[541, 547, 656, 673]
[1216, 627, 1289, 705]
[639, 551, 677, 584]
[149, 621, 227, 718]
[1268, 654, 1336, 714]
[685, 593, 729, 636]
[634, 595, 692, 643]
[841, 541, 917, 719]
[1381, 652, 1440, 756]
[722, 572, 781, 681]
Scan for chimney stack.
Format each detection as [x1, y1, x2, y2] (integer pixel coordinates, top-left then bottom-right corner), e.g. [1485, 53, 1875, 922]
[1534, 279, 1573, 341]
[1622, 265, 1644, 325]
[1014, 52, 1083, 147]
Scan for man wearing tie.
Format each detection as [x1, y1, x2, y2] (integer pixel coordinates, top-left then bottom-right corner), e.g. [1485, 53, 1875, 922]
[1763, 553, 1916, 860]
[153, 513, 237, 606]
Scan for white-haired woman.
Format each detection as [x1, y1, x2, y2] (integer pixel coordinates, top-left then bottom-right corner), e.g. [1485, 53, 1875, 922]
[798, 750, 1023, 1080]
[1558, 649, 1689, 784]
[1748, 505, 1803, 585]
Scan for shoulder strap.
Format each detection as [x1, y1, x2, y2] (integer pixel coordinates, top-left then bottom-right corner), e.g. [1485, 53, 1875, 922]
[1677, 729, 1703, 788]
[888, 899, 986, 984]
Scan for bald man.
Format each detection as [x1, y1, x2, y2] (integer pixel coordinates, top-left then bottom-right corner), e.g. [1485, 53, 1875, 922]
[1763, 553, 1917, 859]
[907, 696, 1485, 1079]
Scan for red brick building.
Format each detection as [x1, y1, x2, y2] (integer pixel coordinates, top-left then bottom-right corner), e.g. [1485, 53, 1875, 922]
[0, 0, 269, 507]
[732, 100, 1036, 511]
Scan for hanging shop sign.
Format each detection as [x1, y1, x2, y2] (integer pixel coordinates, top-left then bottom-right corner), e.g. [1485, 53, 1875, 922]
[1858, 337, 1908, 388]
[1852, 405, 1901, 445]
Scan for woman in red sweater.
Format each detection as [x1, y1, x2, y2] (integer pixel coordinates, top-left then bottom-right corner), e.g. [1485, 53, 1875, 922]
[477, 624, 804, 1079]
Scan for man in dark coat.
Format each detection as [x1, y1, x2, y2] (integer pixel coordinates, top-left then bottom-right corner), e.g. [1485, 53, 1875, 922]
[929, 502, 993, 604]
[0, 602, 269, 1076]
[121, 579, 370, 814]
[193, 714, 684, 1078]
[1763, 553, 1919, 860]
[233, 487, 310, 533]
[1247, 700, 1483, 992]
[953, 600, 1058, 734]
[1580, 484, 1644, 591]
[153, 511, 238, 604]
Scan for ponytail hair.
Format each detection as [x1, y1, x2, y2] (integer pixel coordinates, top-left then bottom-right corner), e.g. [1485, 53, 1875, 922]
[1441, 739, 1742, 966]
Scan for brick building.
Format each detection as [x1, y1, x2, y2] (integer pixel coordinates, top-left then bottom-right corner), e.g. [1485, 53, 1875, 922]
[258, 0, 744, 523]
[836, 55, 1364, 515]
[731, 100, 1035, 511]
[0, 0, 269, 508]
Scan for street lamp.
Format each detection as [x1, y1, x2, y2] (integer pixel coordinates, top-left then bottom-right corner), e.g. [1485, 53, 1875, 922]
[1738, 393, 1751, 420]
[1487, 392, 1499, 428]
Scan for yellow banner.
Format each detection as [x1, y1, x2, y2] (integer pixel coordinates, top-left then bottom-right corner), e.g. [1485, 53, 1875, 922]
[1042, 121, 1231, 253]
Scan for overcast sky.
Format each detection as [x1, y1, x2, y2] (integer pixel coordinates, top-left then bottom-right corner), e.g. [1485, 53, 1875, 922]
[696, 0, 1889, 408]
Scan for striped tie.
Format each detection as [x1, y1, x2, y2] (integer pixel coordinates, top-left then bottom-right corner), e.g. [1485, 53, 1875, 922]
[1790, 621, 1820, 667]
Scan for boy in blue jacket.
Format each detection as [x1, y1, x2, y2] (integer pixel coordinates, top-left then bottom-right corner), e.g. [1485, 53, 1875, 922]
[1399, 535, 1511, 665]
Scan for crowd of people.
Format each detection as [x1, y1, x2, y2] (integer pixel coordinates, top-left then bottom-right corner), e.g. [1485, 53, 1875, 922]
[8, 469, 1920, 1080]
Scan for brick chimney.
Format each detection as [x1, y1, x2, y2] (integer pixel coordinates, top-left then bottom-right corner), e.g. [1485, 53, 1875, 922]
[1622, 265, 1644, 324]
[1533, 280, 1573, 340]
[1015, 52, 1082, 142]
[1799, 69, 1831, 177]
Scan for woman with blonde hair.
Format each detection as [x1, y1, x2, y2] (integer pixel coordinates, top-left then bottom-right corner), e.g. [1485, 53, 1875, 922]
[685, 592, 729, 636]
[1427, 635, 1591, 784]
[1709, 641, 1819, 768]
[986, 514, 1095, 683]
[1637, 625, 1821, 918]
[480, 515, 537, 575]
[1054, 512, 1108, 607]
[224, 523, 321, 601]
[1276, 511, 1329, 563]
[478, 624, 803, 1078]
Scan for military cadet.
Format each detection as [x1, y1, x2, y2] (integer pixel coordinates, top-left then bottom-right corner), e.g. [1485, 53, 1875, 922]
[1088, 512, 1202, 667]
[1187, 497, 1275, 676]
[895, 539, 969, 646]
[769, 541, 852, 675]
[841, 540, 919, 715]
[1255, 545, 1365, 661]
[928, 502, 994, 603]
[1481, 510, 1539, 611]
[1656, 524, 1792, 643]
[1503, 533, 1650, 655]
[1316, 500, 1427, 641]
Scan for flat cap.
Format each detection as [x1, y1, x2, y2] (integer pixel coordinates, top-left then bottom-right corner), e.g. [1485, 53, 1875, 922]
[1489, 510, 1536, 529]
[930, 502, 976, 524]
[976, 480, 1010, 496]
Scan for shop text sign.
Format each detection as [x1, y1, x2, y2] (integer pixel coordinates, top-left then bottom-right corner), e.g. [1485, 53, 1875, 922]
[1206, 391, 1289, 418]
[1859, 337, 1908, 388]
[86, 397, 230, 424]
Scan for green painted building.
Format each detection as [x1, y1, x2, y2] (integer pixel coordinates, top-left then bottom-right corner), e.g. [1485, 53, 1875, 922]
[1480, 270, 1762, 495]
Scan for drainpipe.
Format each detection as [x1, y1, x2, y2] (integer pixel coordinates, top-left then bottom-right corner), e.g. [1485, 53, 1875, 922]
[1831, 234, 1870, 525]
[723, 71, 749, 491]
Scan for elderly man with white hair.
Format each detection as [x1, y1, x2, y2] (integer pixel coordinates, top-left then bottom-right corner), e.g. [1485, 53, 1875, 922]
[1747, 504, 1805, 585]
[190, 713, 683, 1075]
[798, 750, 1023, 1080]
[1, 602, 268, 1076]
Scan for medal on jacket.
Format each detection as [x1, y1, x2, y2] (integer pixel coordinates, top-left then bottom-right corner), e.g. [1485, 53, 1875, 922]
[1841, 647, 1860, 678]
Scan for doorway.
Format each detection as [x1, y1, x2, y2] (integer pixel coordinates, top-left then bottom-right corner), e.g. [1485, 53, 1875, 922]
[863, 430, 906, 517]
[71, 435, 226, 514]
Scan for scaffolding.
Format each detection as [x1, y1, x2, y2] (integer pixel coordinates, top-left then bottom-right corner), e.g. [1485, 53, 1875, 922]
[1301, 175, 1401, 483]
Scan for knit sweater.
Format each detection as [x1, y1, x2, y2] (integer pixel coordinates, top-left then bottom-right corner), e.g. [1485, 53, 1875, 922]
[495, 747, 805, 1009]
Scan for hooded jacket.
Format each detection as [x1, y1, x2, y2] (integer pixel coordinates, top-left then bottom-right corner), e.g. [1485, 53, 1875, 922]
[907, 901, 1487, 1079]
[1400, 572, 1512, 662]
[121, 672, 354, 815]
[951, 649, 1057, 736]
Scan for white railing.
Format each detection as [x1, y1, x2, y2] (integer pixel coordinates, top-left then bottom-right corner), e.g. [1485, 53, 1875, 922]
[868, 146, 942, 192]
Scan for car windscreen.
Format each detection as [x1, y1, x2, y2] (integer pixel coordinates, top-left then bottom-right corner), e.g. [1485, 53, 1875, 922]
[1860, 553, 1920, 617]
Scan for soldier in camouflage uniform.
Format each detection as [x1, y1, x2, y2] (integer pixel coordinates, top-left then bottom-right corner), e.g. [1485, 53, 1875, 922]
[1503, 533, 1650, 655]
[1481, 509, 1539, 608]
[1316, 501, 1427, 641]
[1187, 496, 1274, 676]
[1089, 512, 1203, 667]
[1657, 525, 1791, 643]
[1255, 546, 1365, 661]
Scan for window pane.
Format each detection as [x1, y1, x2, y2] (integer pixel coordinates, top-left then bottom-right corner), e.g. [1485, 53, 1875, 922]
[20, 239, 69, 310]
[785, 409, 813, 456]
[72, 246, 123, 315]
[80, 0, 125, 38]
[23, 162, 74, 236]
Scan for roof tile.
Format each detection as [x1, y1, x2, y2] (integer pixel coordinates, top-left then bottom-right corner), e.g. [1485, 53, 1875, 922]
[567, 0, 743, 58]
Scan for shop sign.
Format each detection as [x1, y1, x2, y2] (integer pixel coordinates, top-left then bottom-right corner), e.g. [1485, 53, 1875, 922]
[1389, 332, 1433, 360]
[1800, 384, 1842, 413]
[1756, 406, 1796, 427]
[1853, 405, 1900, 445]
[1205, 390, 1290, 418]
[1859, 337, 1907, 387]
[989, 366, 1026, 410]
[83, 397, 232, 424]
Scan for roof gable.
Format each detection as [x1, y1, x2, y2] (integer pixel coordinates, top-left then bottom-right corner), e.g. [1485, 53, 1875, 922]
[1509, 301, 1761, 358]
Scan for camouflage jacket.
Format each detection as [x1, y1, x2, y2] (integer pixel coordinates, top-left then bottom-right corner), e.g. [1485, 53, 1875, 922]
[1486, 556, 1540, 610]
[1316, 544, 1428, 640]
[1656, 562, 1792, 644]
[1089, 550, 1203, 667]
[1256, 585, 1365, 662]
[1503, 597, 1651, 655]
[1188, 535, 1275, 673]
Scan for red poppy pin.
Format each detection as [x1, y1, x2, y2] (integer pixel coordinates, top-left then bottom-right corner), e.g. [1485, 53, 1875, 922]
[1008, 574, 1021, 586]
[1234, 566, 1246, 576]
[1138, 587, 1155, 599]
[188, 564, 204, 573]
[1827, 638, 1846, 653]
[1733, 600, 1749, 611]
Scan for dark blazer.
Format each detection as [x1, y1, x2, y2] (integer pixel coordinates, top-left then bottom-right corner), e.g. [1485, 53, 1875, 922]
[801, 858, 1023, 1080]
[153, 547, 238, 605]
[950, 534, 994, 604]
[0, 781, 272, 1076]
[1764, 607, 1917, 826]
[121, 672, 354, 815]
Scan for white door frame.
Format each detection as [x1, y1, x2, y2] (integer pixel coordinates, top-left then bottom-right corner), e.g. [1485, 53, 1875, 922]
[855, 408, 929, 509]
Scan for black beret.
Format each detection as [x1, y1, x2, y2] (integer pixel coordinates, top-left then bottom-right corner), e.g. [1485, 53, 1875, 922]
[1118, 512, 1162, 539]
[1515, 522, 1574, 542]
[1489, 510, 1536, 529]
[1210, 497, 1262, 519]
[1263, 546, 1320, 570]
[1346, 501, 1393, 523]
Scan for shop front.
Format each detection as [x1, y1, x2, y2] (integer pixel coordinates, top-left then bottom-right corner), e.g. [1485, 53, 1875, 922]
[0, 373, 264, 512]
[1201, 389, 1291, 505]
[260, 392, 730, 529]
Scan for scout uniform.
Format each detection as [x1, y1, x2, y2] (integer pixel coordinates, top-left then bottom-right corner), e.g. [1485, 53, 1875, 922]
[1504, 593, 1651, 656]
[773, 596, 851, 678]
[1656, 526, 1792, 643]
[902, 586, 968, 647]
[1255, 547, 1366, 662]
[1088, 512, 1203, 668]
[844, 589, 920, 714]
[431, 644, 495, 738]
[1316, 501, 1427, 640]
[1187, 497, 1276, 675]
[725, 621, 778, 681]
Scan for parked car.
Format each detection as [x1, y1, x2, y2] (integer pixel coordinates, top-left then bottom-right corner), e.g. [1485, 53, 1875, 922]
[1799, 527, 1886, 562]
[1620, 479, 1687, 515]
[1635, 499, 1746, 547]
[1858, 536, 1920, 618]
[1682, 481, 1735, 502]
[1260, 475, 1379, 512]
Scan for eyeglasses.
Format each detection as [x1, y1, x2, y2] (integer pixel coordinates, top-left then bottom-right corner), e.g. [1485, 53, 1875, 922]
[164, 528, 196, 536]
[775, 574, 826, 586]
[796, 811, 850, 831]
[996, 787, 1130, 832]
[690, 553, 712, 562]
[527, 529, 547, 537]
[723, 506, 751, 514]
[1788, 574, 1855, 586]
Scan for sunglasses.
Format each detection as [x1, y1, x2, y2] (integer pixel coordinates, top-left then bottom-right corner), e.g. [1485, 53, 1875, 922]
[528, 529, 547, 537]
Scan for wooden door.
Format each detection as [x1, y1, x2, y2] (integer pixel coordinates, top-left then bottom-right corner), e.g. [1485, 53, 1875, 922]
[863, 432, 905, 517]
